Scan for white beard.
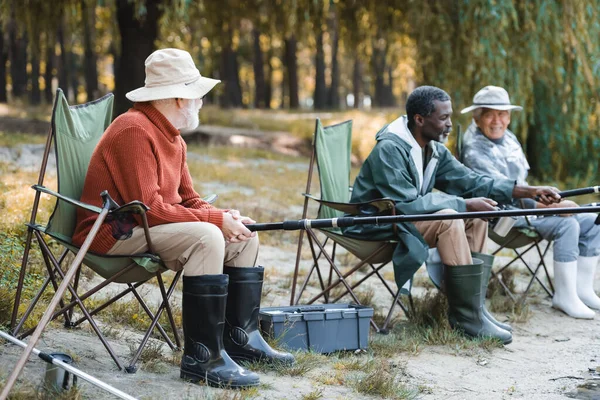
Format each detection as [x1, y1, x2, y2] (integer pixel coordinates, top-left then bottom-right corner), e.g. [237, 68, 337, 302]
[176, 99, 201, 131]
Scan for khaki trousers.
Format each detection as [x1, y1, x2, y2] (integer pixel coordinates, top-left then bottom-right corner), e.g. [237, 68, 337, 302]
[412, 209, 487, 266]
[107, 222, 259, 276]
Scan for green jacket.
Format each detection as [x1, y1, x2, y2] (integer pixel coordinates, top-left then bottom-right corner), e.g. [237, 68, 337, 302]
[343, 122, 515, 289]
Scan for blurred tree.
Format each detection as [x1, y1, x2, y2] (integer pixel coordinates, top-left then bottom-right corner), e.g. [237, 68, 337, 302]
[404, 0, 600, 184]
[44, 32, 55, 103]
[8, 4, 27, 99]
[326, 1, 339, 109]
[114, 0, 163, 115]
[311, 0, 327, 110]
[339, 0, 369, 109]
[274, 0, 300, 109]
[82, 0, 99, 101]
[0, 25, 7, 102]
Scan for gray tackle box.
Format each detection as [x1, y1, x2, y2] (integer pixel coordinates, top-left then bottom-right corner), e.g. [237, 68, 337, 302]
[258, 304, 374, 353]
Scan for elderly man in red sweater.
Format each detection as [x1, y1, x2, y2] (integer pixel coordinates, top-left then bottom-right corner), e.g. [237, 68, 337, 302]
[73, 48, 293, 388]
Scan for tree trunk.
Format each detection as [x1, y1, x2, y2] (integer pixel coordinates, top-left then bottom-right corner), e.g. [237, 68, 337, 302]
[352, 57, 362, 109]
[265, 47, 273, 109]
[70, 50, 79, 101]
[0, 26, 7, 102]
[8, 16, 27, 98]
[284, 35, 298, 109]
[82, 0, 99, 101]
[326, 9, 339, 109]
[57, 19, 71, 100]
[384, 65, 396, 107]
[371, 43, 385, 108]
[44, 34, 55, 103]
[219, 45, 243, 108]
[252, 29, 266, 109]
[115, 0, 162, 116]
[313, 30, 326, 110]
[30, 39, 41, 105]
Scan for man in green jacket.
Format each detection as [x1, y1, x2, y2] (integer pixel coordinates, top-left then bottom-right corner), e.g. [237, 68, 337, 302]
[343, 85, 560, 344]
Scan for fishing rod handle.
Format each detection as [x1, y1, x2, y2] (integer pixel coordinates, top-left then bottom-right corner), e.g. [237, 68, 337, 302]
[535, 186, 599, 201]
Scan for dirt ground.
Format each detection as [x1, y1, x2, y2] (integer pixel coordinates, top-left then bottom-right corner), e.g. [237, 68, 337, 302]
[1, 142, 600, 400]
[2, 243, 600, 400]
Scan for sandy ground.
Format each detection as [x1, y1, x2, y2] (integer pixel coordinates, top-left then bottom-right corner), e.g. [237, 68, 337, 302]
[2, 243, 600, 400]
[1, 143, 600, 399]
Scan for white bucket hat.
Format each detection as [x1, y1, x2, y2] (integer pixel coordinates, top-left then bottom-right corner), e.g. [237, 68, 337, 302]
[460, 85, 523, 114]
[126, 48, 221, 102]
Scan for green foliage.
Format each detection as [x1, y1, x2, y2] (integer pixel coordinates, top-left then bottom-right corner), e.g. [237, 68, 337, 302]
[406, 0, 600, 184]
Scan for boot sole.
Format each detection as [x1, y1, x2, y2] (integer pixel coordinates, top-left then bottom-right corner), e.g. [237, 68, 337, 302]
[450, 323, 513, 345]
[180, 369, 259, 389]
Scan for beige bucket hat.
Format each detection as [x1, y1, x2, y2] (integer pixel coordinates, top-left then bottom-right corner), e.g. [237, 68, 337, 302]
[460, 85, 523, 114]
[126, 48, 220, 102]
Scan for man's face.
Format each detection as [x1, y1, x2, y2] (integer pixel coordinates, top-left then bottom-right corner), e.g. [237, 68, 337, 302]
[474, 108, 510, 140]
[418, 99, 453, 145]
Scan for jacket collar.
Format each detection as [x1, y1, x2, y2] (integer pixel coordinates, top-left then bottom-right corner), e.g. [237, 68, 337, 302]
[133, 102, 181, 142]
[376, 116, 440, 159]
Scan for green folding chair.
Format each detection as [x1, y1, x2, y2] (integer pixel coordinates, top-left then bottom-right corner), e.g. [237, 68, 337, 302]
[291, 119, 413, 333]
[10, 89, 188, 373]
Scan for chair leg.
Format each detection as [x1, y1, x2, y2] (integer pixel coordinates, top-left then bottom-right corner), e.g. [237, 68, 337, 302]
[66, 261, 82, 328]
[126, 270, 182, 373]
[11, 228, 36, 330]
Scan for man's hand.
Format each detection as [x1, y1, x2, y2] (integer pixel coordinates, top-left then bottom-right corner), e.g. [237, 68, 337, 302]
[465, 197, 498, 212]
[513, 185, 561, 205]
[533, 186, 562, 205]
[227, 209, 256, 225]
[222, 212, 257, 243]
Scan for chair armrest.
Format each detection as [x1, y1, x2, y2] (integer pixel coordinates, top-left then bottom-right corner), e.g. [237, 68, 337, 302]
[111, 201, 149, 215]
[303, 193, 395, 215]
[33, 185, 102, 214]
[33, 185, 152, 217]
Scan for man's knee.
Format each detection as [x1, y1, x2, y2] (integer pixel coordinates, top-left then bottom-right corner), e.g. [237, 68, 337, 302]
[555, 217, 580, 239]
[436, 209, 465, 233]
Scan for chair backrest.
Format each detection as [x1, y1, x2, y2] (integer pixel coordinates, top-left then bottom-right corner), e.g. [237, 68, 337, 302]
[46, 89, 114, 239]
[314, 119, 353, 220]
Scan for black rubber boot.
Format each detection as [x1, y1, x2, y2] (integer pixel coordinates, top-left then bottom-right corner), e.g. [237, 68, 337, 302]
[445, 259, 513, 345]
[223, 266, 295, 365]
[472, 252, 513, 332]
[180, 274, 260, 388]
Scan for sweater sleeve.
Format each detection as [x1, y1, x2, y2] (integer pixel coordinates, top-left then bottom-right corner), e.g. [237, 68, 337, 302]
[104, 127, 224, 228]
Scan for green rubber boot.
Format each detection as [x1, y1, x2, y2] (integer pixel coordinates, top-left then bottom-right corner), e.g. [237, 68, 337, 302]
[472, 252, 513, 332]
[445, 258, 512, 345]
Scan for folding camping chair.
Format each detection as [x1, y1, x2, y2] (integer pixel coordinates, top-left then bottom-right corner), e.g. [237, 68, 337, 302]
[9, 89, 193, 373]
[290, 119, 415, 333]
[455, 126, 555, 302]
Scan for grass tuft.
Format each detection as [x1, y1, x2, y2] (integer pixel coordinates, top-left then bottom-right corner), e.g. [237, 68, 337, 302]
[352, 360, 417, 400]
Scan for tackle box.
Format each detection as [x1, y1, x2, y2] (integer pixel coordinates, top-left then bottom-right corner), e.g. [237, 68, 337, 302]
[258, 303, 374, 353]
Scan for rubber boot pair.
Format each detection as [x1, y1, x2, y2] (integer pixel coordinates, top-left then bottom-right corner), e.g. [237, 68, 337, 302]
[445, 257, 513, 344]
[552, 259, 595, 319]
[180, 267, 294, 388]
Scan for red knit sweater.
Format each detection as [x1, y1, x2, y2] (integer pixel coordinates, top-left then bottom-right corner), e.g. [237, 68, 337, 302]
[72, 102, 224, 253]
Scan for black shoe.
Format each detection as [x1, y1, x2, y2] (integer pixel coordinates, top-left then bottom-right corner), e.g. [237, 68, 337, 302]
[180, 274, 260, 388]
[223, 266, 295, 365]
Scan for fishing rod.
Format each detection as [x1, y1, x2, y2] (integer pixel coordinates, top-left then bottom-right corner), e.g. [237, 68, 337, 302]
[0, 330, 137, 400]
[535, 186, 599, 201]
[247, 204, 600, 232]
